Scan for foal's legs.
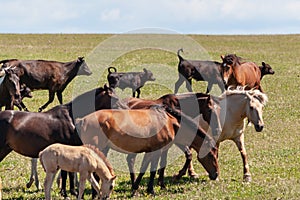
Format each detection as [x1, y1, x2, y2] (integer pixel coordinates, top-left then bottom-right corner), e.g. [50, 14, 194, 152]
[77, 172, 88, 200]
[233, 134, 252, 182]
[44, 172, 57, 200]
[174, 75, 185, 94]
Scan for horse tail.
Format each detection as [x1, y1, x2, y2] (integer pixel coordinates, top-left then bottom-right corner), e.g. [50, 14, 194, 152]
[107, 67, 117, 74]
[177, 48, 185, 62]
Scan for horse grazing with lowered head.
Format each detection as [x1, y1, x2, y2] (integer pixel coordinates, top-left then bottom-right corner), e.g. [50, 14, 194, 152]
[0, 67, 21, 110]
[220, 54, 263, 92]
[76, 106, 219, 196]
[0, 57, 92, 112]
[0, 84, 121, 198]
[173, 89, 268, 182]
[39, 143, 116, 200]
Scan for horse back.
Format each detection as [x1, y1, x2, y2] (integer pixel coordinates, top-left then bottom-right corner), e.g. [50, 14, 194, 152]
[233, 62, 261, 89]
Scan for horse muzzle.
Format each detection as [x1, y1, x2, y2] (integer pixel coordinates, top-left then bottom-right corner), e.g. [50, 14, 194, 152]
[209, 172, 219, 180]
[254, 124, 264, 132]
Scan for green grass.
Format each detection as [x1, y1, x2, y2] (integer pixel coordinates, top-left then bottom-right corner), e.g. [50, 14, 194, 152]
[0, 34, 300, 199]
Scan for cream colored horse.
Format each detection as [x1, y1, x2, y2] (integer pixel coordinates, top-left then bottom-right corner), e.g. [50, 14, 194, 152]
[39, 143, 116, 200]
[174, 89, 268, 182]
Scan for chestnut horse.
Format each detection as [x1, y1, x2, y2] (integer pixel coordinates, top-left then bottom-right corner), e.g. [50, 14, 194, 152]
[76, 106, 219, 195]
[39, 144, 116, 200]
[0, 85, 121, 198]
[173, 89, 268, 182]
[220, 54, 263, 92]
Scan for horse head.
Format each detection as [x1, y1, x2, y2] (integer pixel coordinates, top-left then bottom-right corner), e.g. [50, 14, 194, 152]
[3, 68, 21, 102]
[245, 90, 268, 132]
[220, 54, 242, 85]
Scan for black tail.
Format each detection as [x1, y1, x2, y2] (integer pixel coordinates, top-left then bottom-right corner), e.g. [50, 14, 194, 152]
[107, 66, 117, 74]
[177, 48, 185, 62]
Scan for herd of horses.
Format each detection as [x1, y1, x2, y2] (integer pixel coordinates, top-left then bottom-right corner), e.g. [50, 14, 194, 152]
[0, 49, 274, 199]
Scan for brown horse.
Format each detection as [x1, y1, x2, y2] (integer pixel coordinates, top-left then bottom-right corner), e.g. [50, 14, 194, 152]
[76, 106, 219, 195]
[122, 92, 221, 183]
[39, 144, 116, 200]
[220, 54, 263, 92]
[173, 89, 268, 182]
[0, 84, 121, 198]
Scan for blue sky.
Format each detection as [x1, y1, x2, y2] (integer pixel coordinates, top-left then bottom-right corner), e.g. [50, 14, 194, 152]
[0, 0, 299, 34]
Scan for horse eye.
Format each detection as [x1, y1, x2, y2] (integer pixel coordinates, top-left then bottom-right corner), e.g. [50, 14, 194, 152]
[110, 185, 113, 190]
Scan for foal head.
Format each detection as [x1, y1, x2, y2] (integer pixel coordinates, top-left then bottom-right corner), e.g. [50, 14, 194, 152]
[245, 90, 268, 132]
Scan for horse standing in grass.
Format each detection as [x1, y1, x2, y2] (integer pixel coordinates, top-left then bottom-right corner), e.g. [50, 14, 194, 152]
[39, 143, 116, 200]
[76, 106, 219, 196]
[220, 54, 263, 92]
[173, 89, 268, 182]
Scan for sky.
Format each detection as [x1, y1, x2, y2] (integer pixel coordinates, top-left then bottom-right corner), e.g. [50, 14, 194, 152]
[0, 0, 299, 34]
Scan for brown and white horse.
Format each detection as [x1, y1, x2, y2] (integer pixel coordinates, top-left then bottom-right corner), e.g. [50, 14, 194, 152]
[39, 143, 116, 200]
[173, 89, 268, 182]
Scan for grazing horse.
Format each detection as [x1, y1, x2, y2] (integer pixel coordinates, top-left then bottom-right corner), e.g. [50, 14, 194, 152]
[173, 89, 268, 182]
[0, 68, 21, 110]
[0, 57, 92, 112]
[39, 143, 116, 200]
[220, 54, 263, 92]
[0, 84, 120, 198]
[174, 48, 225, 94]
[76, 106, 219, 196]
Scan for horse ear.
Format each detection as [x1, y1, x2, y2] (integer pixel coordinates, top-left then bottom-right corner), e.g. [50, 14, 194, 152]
[220, 55, 225, 60]
[143, 68, 147, 73]
[111, 175, 117, 181]
[262, 62, 266, 67]
[104, 83, 109, 90]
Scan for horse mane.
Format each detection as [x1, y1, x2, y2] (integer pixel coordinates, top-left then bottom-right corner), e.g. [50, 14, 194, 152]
[219, 87, 268, 106]
[83, 144, 115, 176]
[223, 54, 244, 65]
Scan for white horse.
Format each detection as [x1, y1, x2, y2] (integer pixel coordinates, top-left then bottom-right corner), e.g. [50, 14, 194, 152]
[39, 143, 116, 200]
[174, 88, 268, 182]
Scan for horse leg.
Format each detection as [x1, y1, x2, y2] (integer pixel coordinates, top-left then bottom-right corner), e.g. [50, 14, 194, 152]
[233, 134, 252, 182]
[88, 173, 101, 199]
[69, 172, 78, 197]
[56, 91, 63, 105]
[147, 151, 161, 195]
[132, 153, 152, 196]
[126, 153, 137, 188]
[136, 88, 141, 98]
[157, 150, 168, 189]
[77, 172, 88, 200]
[38, 91, 55, 112]
[26, 158, 41, 190]
[44, 172, 57, 200]
[173, 146, 193, 180]
[185, 78, 193, 92]
[60, 170, 68, 198]
[174, 75, 185, 94]
[206, 82, 213, 94]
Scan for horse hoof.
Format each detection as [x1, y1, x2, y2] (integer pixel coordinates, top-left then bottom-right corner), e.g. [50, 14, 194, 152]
[243, 175, 252, 182]
[26, 178, 34, 188]
[60, 189, 68, 198]
[131, 189, 138, 197]
[172, 174, 181, 181]
[146, 188, 155, 196]
[70, 189, 78, 196]
[188, 172, 199, 179]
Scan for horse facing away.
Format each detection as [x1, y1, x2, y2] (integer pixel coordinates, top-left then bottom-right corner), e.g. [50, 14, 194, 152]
[76, 106, 219, 196]
[173, 89, 268, 182]
[220, 54, 263, 92]
[0, 84, 121, 198]
[39, 143, 116, 200]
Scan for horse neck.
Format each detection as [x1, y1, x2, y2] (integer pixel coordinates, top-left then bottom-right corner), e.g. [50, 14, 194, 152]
[94, 158, 114, 181]
[221, 94, 248, 125]
[63, 61, 80, 84]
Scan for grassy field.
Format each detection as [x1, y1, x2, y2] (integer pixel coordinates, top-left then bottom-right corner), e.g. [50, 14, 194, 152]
[0, 34, 299, 199]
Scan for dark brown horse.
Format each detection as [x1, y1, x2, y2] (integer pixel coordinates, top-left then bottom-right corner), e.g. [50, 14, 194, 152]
[220, 54, 263, 92]
[0, 84, 121, 198]
[0, 68, 21, 110]
[0, 57, 92, 112]
[76, 106, 219, 196]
